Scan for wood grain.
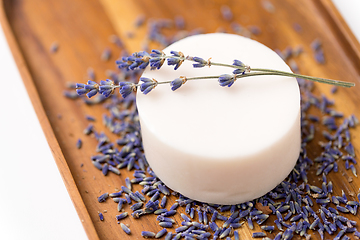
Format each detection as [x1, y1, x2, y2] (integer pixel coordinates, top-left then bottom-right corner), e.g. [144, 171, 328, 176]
[1, 0, 360, 239]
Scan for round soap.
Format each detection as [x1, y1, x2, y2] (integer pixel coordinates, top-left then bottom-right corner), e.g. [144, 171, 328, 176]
[136, 33, 301, 205]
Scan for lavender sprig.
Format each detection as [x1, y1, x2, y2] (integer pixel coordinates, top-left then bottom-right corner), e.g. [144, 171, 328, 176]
[77, 49, 355, 98]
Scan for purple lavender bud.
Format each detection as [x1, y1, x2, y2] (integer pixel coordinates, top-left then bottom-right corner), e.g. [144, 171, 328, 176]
[192, 57, 208, 68]
[140, 77, 157, 94]
[97, 192, 109, 203]
[101, 48, 111, 61]
[220, 5, 233, 21]
[87, 67, 95, 80]
[76, 139, 82, 149]
[85, 88, 98, 98]
[50, 41, 59, 53]
[119, 82, 136, 98]
[311, 39, 322, 51]
[76, 83, 86, 88]
[76, 88, 89, 95]
[120, 223, 131, 235]
[218, 74, 236, 87]
[130, 202, 143, 211]
[345, 142, 355, 156]
[167, 58, 181, 70]
[219, 227, 231, 238]
[248, 25, 261, 35]
[159, 221, 173, 228]
[170, 77, 186, 91]
[98, 212, 104, 221]
[116, 212, 128, 221]
[174, 16, 185, 29]
[155, 228, 167, 238]
[150, 49, 164, 57]
[233, 59, 245, 67]
[252, 232, 266, 238]
[141, 231, 156, 238]
[102, 163, 109, 176]
[134, 14, 146, 28]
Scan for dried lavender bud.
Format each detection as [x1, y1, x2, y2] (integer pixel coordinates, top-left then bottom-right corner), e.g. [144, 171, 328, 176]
[115, 212, 128, 221]
[192, 57, 209, 68]
[220, 5, 233, 21]
[98, 212, 104, 221]
[149, 50, 165, 69]
[218, 74, 236, 87]
[120, 223, 131, 235]
[167, 51, 184, 70]
[50, 41, 59, 53]
[97, 192, 109, 203]
[101, 48, 111, 61]
[141, 231, 156, 238]
[140, 77, 158, 94]
[76, 138, 82, 149]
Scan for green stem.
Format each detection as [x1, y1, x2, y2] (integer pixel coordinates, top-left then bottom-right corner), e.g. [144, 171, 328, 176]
[252, 68, 354, 88]
[155, 55, 355, 88]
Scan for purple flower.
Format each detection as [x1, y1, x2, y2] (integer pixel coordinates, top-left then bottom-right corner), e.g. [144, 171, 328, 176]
[167, 51, 184, 70]
[99, 79, 115, 98]
[140, 77, 158, 94]
[192, 57, 209, 68]
[233, 59, 245, 68]
[149, 50, 165, 69]
[232, 59, 246, 75]
[135, 51, 151, 69]
[76, 80, 99, 98]
[175, 16, 185, 29]
[170, 77, 187, 91]
[220, 5, 233, 21]
[116, 51, 151, 70]
[218, 74, 236, 87]
[119, 82, 136, 98]
[97, 192, 109, 203]
[76, 83, 86, 89]
[76, 88, 88, 96]
[116, 57, 131, 69]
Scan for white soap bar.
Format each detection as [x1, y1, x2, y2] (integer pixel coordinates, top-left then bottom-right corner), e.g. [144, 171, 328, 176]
[137, 33, 301, 205]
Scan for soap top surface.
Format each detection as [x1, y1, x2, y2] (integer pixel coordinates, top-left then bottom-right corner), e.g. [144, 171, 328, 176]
[136, 33, 300, 160]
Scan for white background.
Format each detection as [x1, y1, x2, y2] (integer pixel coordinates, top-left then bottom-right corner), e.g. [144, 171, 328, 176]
[0, 1, 359, 239]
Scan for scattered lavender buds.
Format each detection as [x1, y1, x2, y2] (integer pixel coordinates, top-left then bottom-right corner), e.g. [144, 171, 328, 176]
[68, 11, 360, 240]
[311, 39, 325, 64]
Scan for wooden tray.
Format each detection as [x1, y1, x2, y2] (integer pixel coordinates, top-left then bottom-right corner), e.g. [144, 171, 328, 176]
[1, 0, 360, 239]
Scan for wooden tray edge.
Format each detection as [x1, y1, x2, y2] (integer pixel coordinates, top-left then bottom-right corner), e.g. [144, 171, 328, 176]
[317, 0, 360, 75]
[0, 1, 99, 239]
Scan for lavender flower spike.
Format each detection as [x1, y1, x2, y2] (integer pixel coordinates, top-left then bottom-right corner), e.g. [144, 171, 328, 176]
[170, 77, 187, 91]
[119, 82, 137, 98]
[218, 74, 236, 87]
[140, 77, 158, 94]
